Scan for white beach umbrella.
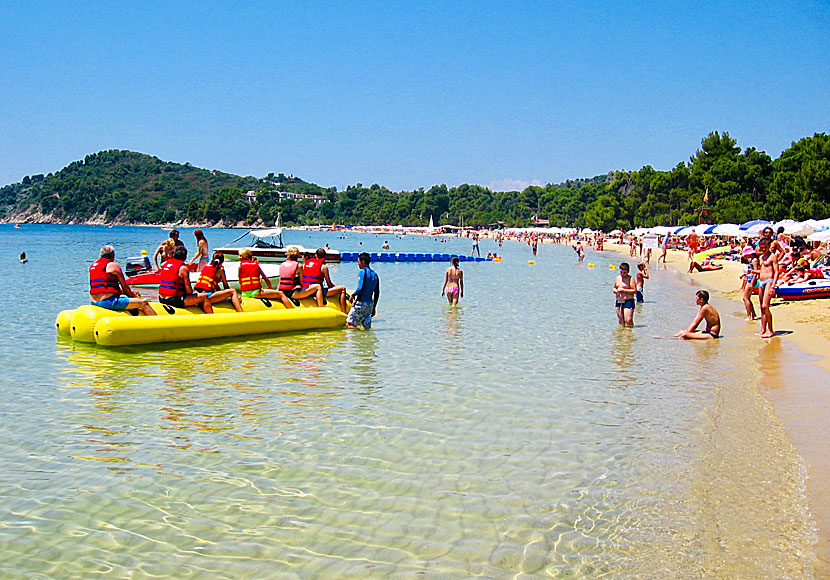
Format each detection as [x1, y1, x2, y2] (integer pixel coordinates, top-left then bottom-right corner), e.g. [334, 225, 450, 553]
[807, 228, 830, 243]
[650, 226, 674, 236]
[778, 220, 816, 236]
[711, 223, 741, 236]
[608, 229, 622, 235]
[741, 223, 771, 237]
[581, 228, 594, 234]
[693, 224, 712, 236]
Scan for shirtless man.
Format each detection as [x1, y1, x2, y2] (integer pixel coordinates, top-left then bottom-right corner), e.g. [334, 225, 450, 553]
[613, 262, 637, 327]
[675, 290, 720, 339]
[756, 237, 779, 338]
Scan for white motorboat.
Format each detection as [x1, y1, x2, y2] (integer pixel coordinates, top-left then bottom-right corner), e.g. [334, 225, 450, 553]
[214, 228, 341, 263]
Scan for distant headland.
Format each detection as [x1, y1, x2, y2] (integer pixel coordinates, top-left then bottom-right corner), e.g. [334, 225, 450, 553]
[1, 131, 828, 229]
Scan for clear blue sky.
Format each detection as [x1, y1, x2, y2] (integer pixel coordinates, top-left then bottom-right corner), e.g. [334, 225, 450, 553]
[1, 1, 828, 192]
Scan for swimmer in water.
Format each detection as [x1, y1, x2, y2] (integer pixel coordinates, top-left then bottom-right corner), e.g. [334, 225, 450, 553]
[674, 290, 721, 339]
[20, 252, 27, 263]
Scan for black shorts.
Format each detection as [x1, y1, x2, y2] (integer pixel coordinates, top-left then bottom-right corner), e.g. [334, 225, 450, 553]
[159, 295, 185, 309]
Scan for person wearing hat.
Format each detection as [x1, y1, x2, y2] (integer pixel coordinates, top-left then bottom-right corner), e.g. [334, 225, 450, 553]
[740, 245, 759, 320]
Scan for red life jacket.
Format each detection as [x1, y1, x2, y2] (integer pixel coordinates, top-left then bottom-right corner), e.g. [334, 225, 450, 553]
[302, 257, 324, 287]
[279, 261, 300, 290]
[159, 259, 186, 297]
[194, 264, 220, 292]
[89, 258, 121, 295]
[238, 260, 262, 291]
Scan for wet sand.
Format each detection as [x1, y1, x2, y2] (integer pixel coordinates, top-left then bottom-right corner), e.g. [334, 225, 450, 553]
[602, 241, 830, 576]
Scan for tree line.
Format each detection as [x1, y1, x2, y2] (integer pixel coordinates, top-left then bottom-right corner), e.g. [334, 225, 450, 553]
[1, 132, 828, 229]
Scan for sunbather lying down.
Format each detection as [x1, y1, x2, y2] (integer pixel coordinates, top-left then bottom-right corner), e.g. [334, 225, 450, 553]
[688, 257, 723, 273]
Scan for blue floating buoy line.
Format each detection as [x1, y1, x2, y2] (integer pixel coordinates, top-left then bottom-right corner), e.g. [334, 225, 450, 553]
[339, 252, 491, 263]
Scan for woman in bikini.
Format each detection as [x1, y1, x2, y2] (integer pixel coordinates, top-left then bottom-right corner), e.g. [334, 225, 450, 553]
[189, 229, 209, 272]
[441, 256, 464, 306]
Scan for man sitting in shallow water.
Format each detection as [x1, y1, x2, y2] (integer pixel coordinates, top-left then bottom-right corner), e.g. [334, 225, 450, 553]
[675, 290, 721, 340]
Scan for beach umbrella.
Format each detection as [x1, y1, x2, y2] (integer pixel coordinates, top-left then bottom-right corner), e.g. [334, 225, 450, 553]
[674, 226, 695, 236]
[807, 228, 830, 242]
[739, 219, 771, 230]
[581, 228, 594, 234]
[711, 223, 741, 236]
[608, 229, 622, 235]
[650, 226, 674, 236]
[703, 225, 719, 235]
[776, 220, 816, 236]
[739, 219, 772, 236]
[694, 224, 713, 236]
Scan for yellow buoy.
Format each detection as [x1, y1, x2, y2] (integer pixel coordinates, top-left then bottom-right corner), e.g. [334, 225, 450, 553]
[609, 264, 617, 269]
[588, 263, 595, 268]
[528, 260, 535, 265]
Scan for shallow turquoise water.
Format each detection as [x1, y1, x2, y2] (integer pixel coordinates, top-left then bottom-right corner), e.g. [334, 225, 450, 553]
[0, 225, 818, 578]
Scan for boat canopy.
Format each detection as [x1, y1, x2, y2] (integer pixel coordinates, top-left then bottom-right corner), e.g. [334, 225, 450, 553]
[226, 228, 284, 244]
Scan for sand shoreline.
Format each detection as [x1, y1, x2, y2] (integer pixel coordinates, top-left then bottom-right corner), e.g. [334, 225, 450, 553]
[598, 240, 830, 576]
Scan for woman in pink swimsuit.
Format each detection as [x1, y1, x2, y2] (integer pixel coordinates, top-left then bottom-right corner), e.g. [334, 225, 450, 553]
[441, 256, 464, 306]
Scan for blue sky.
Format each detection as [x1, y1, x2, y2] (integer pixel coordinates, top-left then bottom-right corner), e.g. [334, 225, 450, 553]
[1, 1, 827, 192]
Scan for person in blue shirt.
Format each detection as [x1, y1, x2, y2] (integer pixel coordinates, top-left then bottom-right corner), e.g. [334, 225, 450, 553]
[346, 252, 380, 329]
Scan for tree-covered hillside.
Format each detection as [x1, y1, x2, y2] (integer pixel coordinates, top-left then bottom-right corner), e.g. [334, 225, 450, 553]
[1, 133, 828, 229]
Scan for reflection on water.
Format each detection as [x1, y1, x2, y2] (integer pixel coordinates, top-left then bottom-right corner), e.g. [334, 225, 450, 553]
[0, 226, 819, 578]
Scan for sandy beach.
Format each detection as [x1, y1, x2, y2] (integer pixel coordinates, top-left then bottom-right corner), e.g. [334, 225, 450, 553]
[599, 240, 830, 576]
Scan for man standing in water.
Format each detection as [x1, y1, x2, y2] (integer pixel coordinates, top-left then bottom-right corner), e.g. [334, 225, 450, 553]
[346, 252, 380, 329]
[756, 237, 779, 338]
[613, 262, 637, 327]
[675, 290, 720, 339]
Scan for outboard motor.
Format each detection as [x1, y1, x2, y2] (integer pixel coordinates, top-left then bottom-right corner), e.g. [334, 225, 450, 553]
[125, 251, 153, 276]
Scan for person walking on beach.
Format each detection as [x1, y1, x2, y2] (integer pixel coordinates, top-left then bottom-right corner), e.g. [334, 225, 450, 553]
[613, 262, 637, 327]
[90, 245, 156, 316]
[674, 290, 720, 339]
[740, 246, 759, 320]
[441, 256, 464, 306]
[346, 252, 380, 329]
[635, 263, 649, 303]
[658, 234, 669, 264]
[188, 229, 209, 272]
[756, 237, 779, 338]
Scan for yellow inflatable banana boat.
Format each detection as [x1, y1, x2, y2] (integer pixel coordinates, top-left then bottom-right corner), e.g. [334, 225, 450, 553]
[56, 296, 345, 346]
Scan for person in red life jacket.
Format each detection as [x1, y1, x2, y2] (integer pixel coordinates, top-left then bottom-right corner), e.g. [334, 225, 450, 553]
[158, 245, 214, 312]
[302, 248, 349, 313]
[237, 248, 295, 308]
[90, 245, 156, 315]
[193, 251, 243, 312]
[279, 246, 324, 307]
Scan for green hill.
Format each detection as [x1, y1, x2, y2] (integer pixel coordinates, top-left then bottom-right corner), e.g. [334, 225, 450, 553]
[2, 132, 828, 229]
[0, 150, 318, 225]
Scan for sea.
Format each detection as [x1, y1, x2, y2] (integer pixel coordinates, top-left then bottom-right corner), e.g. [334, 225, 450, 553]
[0, 224, 819, 578]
